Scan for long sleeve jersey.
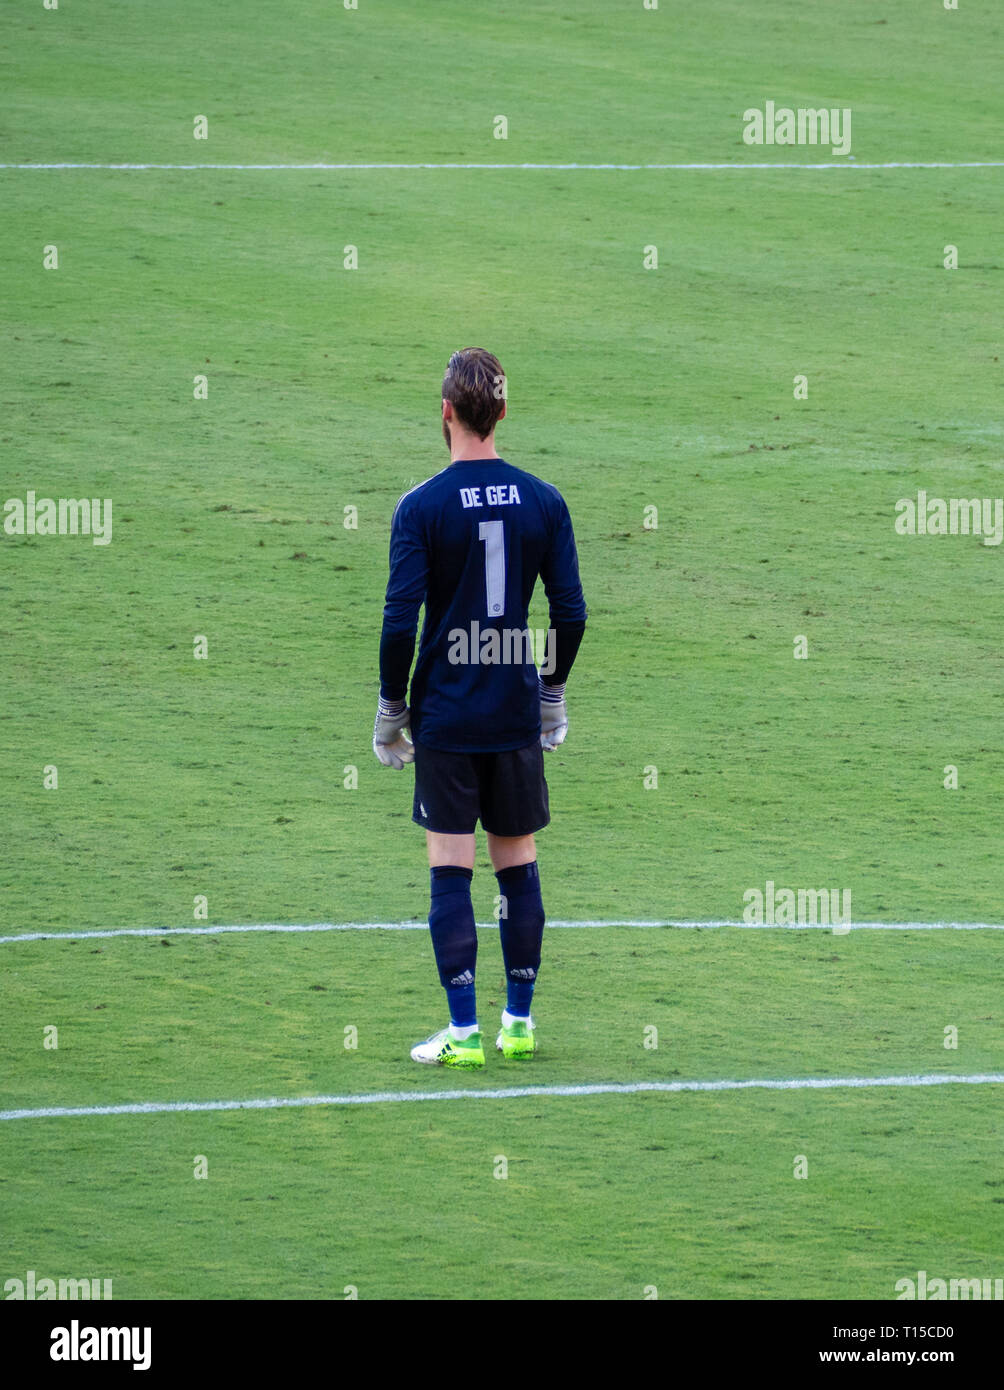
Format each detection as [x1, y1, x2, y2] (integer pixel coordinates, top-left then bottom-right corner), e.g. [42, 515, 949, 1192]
[379, 456, 587, 752]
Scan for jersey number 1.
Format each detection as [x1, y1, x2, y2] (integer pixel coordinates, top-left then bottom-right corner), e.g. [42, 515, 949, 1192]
[478, 520, 505, 616]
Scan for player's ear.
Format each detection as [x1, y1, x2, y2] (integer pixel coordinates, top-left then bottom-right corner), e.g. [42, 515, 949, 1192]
[442, 398, 452, 420]
[498, 402, 506, 422]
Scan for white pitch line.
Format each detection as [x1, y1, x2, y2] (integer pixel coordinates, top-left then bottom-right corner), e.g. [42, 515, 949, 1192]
[1, 919, 1003, 945]
[3, 1073, 1002, 1123]
[2, 161, 1003, 172]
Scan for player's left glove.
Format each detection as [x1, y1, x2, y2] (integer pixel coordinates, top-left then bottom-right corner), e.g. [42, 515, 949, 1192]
[373, 696, 415, 769]
[539, 677, 568, 751]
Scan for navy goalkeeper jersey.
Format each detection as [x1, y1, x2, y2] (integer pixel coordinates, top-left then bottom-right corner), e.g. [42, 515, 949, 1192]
[379, 457, 587, 753]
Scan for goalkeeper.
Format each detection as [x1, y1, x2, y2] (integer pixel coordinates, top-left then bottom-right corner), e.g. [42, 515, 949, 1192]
[373, 348, 587, 1068]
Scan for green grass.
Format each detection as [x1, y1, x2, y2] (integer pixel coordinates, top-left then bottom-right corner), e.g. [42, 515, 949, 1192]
[2, 928, 1001, 1299]
[1, 0, 1001, 1299]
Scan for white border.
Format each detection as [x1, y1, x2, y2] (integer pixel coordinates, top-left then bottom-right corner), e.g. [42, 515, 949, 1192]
[3, 1073, 1002, 1123]
[2, 919, 1002, 944]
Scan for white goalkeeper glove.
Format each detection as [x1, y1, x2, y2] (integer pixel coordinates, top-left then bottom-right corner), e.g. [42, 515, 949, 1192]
[539, 677, 568, 751]
[373, 696, 415, 769]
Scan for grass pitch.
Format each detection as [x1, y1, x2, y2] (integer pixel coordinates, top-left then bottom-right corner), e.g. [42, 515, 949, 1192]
[2, 0, 1002, 1299]
[3, 927, 1002, 1299]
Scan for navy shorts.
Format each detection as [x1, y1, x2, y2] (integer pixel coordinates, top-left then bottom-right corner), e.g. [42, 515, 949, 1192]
[412, 739, 550, 836]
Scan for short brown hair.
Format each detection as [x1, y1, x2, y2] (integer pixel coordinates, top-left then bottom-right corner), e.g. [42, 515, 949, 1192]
[442, 348, 506, 439]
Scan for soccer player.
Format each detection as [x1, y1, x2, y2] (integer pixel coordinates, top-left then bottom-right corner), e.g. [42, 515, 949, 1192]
[373, 348, 587, 1067]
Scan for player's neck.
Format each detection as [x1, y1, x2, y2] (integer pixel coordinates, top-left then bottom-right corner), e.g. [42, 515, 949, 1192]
[448, 429, 501, 464]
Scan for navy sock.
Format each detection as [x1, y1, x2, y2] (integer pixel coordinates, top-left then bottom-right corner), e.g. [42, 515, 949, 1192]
[495, 861, 544, 1016]
[428, 866, 477, 1027]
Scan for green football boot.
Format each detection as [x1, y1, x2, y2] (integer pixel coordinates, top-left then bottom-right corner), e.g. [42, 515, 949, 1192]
[495, 1013, 536, 1059]
[410, 1026, 486, 1068]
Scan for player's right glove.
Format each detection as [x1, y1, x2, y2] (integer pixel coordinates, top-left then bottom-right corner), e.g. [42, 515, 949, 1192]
[373, 696, 415, 769]
[539, 678, 568, 751]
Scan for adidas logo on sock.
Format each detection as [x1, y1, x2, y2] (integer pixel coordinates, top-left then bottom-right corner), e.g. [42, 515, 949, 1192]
[509, 967, 536, 980]
[450, 970, 475, 986]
